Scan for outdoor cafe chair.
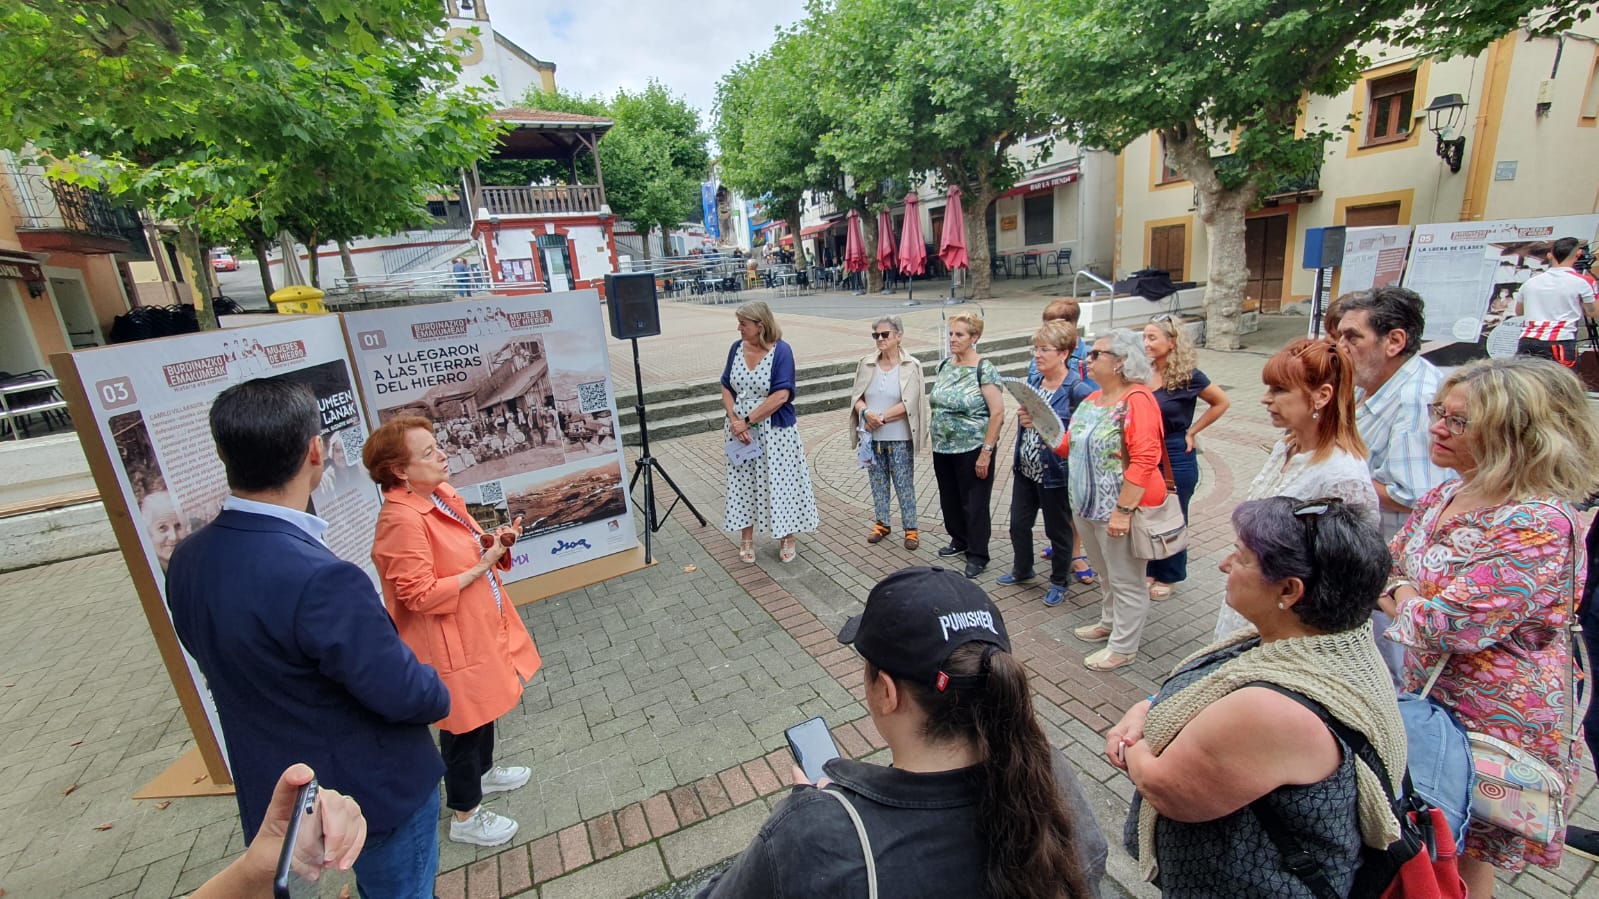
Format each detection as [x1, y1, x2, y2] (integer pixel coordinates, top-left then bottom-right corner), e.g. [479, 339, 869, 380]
[1044, 247, 1074, 277]
[1015, 251, 1042, 278]
[990, 256, 1009, 278]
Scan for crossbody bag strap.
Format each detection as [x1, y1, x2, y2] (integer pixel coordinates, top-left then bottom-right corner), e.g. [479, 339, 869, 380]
[816, 788, 877, 899]
[1117, 388, 1176, 492]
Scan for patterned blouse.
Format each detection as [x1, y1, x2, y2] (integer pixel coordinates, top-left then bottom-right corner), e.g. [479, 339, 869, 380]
[1385, 480, 1585, 869]
[928, 357, 1002, 454]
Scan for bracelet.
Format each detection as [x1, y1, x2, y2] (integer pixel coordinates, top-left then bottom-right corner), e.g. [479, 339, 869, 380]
[1115, 503, 1137, 515]
[1382, 577, 1412, 601]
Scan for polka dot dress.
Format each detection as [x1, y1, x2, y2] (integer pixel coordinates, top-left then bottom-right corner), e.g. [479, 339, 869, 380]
[724, 346, 820, 537]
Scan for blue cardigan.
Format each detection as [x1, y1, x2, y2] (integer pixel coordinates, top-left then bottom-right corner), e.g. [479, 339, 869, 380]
[720, 339, 798, 428]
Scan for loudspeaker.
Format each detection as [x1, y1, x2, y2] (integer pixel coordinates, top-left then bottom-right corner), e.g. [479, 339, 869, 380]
[1302, 226, 1347, 269]
[604, 272, 661, 340]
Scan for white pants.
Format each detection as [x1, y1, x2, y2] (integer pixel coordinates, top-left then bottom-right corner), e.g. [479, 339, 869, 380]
[1075, 515, 1152, 656]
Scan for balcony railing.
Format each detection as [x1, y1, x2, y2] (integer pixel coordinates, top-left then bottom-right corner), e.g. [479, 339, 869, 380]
[1210, 136, 1326, 204]
[4, 166, 149, 256]
[479, 184, 604, 217]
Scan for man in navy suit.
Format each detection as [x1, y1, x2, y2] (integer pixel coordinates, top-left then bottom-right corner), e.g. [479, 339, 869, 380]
[167, 378, 451, 899]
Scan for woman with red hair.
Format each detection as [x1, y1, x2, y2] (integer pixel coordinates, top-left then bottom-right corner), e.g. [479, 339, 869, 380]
[1215, 339, 1378, 640]
[362, 416, 540, 849]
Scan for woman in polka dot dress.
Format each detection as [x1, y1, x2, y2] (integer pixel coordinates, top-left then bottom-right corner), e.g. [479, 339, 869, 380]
[721, 302, 819, 563]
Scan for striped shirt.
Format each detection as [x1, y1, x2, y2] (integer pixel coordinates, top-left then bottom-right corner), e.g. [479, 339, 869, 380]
[1354, 354, 1453, 539]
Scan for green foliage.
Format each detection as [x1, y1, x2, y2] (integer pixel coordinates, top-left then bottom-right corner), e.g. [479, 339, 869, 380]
[3, 0, 502, 296]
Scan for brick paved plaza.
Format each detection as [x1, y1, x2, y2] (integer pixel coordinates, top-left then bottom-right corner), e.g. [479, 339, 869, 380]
[0, 293, 1594, 897]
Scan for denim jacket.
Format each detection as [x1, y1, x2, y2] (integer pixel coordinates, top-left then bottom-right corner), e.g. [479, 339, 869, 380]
[1012, 368, 1093, 489]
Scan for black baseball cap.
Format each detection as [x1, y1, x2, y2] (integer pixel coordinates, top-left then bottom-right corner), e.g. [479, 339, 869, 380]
[837, 566, 1011, 692]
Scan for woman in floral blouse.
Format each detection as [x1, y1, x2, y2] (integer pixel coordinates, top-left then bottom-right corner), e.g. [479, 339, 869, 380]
[929, 311, 1005, 579]
[1379, 357, 1599, 897]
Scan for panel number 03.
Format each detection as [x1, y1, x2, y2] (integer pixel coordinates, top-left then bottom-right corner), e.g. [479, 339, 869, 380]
[94, 376, 138, 410]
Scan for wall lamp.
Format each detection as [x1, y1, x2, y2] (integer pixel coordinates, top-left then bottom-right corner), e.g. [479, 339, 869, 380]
[1424, 94, 1467, 174]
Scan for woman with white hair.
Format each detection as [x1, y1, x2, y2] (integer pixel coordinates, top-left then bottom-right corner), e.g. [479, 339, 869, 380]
[1063, 330, 1166, 670]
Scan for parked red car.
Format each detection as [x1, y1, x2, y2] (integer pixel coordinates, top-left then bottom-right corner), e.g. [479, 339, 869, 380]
[211, 250, 239, 272]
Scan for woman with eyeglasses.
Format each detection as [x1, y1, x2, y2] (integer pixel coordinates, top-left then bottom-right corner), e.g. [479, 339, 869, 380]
[1141, 316, 1230, 601]
[1108, 496, 1406, 897]
[1377, 357, 1599, 897]
[998, 321, 1095, 607]
[929, 311, 1006, 579]
[363, 417, 540, 848]
[1063, 329, 1165, 670]
[849, 316, 929, 549]
[1216, 338, 1378, 640]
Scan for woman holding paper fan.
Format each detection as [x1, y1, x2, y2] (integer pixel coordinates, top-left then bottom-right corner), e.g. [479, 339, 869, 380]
[849, 316, 928, 549]
[722, 301, 819, 564]
[998, 321, 1093, 607]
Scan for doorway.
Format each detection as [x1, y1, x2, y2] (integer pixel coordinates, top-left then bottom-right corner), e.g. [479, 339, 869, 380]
[50, 276, 104, 348]
[1245, 215, 1289, 313]
[536, 235, 573, 292]
[1149, 224, 1186, 280]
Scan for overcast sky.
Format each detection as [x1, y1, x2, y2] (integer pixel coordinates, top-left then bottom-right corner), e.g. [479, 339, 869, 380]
[493, 1, 808, 127]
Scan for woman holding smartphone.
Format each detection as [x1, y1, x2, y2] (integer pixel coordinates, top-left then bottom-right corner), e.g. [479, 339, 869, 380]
[698, 566, 1107, 899]
[363, 417, 541, 849]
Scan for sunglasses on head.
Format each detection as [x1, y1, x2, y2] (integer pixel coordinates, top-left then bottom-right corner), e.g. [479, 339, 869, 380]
[1290, 497, 1340, 585]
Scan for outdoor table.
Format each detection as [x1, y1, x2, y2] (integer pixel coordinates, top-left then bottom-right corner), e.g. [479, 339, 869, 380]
[0, 375, 69, 440]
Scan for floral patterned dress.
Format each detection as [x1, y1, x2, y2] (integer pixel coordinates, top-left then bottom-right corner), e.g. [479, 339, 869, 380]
[1384, 480, 1586, 870]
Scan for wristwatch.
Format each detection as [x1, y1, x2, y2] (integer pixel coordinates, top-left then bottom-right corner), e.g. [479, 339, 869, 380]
[1115, 503, 1137, 515]
[1382, 577, 1411, 601]
[980, 443, 994, 452]
[743, 415, 753, 427]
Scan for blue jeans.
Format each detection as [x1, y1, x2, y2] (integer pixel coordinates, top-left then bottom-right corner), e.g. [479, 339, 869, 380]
[352, 789, 440, 899]
[1146, 435, 1198, 584]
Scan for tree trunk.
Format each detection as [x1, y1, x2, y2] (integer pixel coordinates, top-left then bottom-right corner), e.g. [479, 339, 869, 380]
[1164, 122, 1259, 350]
[174, 223, 219, 330]
[862, 212, 883, 293]
[964, 188, 997, 300]
[305, 235, 321, 288]
[784, 199, 807, 267]
[250, 232, 275, 298]
[640, 226, 654, 261]
[337, 240, 358, 286]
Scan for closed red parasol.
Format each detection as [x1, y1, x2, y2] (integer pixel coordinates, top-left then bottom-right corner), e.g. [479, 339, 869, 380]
[875, 208, 897, 274]
[939, 185, 968, 271]
[844, 209, 868, 272]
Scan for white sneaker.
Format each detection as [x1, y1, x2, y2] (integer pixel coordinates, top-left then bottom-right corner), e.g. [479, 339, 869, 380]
[448, 807, 518, 847]
[480, 765, 531, 794]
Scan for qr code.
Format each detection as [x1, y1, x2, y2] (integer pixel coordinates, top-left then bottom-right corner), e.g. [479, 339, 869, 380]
[577, 380, 609, 414]
[478, 480, 505, 505]
[336, 428, 364, 467]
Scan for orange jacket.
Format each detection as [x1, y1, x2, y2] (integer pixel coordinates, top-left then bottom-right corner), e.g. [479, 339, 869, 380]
[372, 483, 540, 734]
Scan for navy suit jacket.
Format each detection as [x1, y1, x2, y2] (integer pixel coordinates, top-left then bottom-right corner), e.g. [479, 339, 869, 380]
[166, 509, 449, 842]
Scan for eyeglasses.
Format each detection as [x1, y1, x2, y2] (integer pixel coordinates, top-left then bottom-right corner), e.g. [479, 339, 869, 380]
[1426, 403, 1470, 436]
[871, 331, 896, 340]
[1031, 345, 1060, 354]
[1149, 313, 1180, 324]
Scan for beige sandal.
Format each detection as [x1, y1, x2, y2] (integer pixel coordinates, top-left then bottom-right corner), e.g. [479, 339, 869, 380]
[1083, 648, 1136, 671]
[779, 536, 797, 563]
[1073, 623, 1112, 643]
[1149, 582, 1174, 601]
[739, 538, 755, 564]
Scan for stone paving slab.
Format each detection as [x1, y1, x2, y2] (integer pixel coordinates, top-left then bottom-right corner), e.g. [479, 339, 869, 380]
[0, 309, 1594, 897]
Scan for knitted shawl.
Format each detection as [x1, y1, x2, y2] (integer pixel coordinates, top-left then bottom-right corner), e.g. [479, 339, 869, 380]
[1135, 622, 1406, 884]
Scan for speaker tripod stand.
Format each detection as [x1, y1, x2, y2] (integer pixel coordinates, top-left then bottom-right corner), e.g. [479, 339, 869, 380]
[626, 336, 705, 564]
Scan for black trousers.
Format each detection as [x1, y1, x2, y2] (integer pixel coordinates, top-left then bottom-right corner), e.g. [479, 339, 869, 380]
[1009, 472, 1075, 586]
[933, 447, 995, 567]
[440, 720, 495, 812]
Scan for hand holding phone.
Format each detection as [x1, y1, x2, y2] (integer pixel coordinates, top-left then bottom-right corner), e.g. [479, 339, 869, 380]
[785, 716, 840, 786]
[273, 780, 324, 899]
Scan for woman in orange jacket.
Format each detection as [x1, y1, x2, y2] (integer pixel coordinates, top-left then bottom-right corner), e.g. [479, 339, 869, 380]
[363, 416, 541, 848]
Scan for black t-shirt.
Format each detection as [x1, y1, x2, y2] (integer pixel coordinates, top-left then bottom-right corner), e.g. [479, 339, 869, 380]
[1153, 369, 1211, 438]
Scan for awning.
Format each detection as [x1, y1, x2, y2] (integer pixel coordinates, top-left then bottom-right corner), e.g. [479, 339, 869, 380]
[800, 222, 833, 238]
[1003, 163, 1081, 197]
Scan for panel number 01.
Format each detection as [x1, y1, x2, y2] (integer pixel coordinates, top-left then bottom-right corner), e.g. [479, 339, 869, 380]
[94, 376, 137, 410]
[356, 330, 387, 351]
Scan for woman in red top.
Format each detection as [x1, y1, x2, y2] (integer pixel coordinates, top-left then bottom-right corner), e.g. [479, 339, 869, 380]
[1063, 329, 1166, 671]
[364, 417, 542, 849]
